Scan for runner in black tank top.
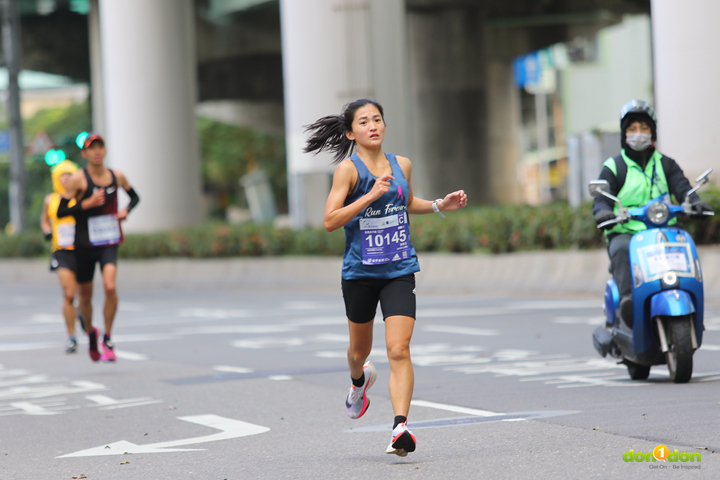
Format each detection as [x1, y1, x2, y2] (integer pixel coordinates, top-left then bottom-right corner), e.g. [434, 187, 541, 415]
[75, 168, 124, 248]
[56, 133, 140, 363]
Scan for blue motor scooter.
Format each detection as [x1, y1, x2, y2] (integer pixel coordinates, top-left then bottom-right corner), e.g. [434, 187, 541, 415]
[590, 168, 714, 383]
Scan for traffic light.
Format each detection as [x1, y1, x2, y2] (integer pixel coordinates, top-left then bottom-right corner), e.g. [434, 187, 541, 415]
[44, 149, 66, 166]
[75, 131, 89, 149]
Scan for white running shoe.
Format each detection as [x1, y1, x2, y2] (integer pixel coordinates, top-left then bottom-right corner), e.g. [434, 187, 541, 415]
[345, 361, 377, 419]
[386, 422, 416, 456]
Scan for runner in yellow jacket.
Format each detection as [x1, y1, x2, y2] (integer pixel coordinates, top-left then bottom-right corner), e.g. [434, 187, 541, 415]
[40, 160, 83, 354]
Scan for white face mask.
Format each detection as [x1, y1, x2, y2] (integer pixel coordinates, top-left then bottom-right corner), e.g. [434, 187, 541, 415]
[626, 132, 652, 151]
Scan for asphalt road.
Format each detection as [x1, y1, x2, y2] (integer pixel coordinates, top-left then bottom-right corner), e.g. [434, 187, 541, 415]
[1, 278, 718, 479]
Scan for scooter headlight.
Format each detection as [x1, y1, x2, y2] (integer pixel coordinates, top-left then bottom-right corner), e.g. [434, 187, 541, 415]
[647, 202, 669, 225]
[661, 271, 679, 288]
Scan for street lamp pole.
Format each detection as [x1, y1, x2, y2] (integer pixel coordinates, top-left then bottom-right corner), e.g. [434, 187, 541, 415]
[1, 0, 25, 233]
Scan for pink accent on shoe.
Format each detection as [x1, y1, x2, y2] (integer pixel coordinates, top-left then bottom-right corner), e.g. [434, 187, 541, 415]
[88, 327, 101, 362]
[101, 340, 116, 362]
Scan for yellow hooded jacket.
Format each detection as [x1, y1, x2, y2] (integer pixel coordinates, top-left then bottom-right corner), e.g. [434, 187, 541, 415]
[48, 161, 78, 251]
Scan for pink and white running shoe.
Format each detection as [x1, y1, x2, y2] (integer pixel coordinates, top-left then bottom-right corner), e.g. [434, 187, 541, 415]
[344, 361, 377, 419]
[386, 422, 416, 456]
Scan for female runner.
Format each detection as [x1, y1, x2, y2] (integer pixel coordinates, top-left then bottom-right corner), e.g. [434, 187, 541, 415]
[305, 98, 467, 456]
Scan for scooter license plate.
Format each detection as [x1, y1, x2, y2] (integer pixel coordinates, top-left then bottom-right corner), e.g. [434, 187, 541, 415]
[640, 243, 693, 279]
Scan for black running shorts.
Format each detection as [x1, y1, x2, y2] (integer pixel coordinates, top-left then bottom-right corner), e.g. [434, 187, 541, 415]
[341, 274, 416, 324]
[50, 250, 77, 272]
[75, 245, 119, 284]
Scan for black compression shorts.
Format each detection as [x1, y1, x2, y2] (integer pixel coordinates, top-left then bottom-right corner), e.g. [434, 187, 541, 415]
[50, 250, 77, 273]
[75, 245, 118, 284]
[341, 274, 416, 324]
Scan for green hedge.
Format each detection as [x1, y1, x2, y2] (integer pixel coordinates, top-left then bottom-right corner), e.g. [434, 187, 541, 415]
[2, 196, 720, 259]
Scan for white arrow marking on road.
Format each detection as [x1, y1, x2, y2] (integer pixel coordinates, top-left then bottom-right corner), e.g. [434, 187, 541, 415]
[57, 414, 270, 457]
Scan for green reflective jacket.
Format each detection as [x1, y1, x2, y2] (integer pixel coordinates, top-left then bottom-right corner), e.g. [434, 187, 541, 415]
[603, 149, 675, 237]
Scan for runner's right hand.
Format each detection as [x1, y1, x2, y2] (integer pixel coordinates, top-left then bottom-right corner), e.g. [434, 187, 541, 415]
[85, 188, 106, 208]
[368, 174, 394, 201]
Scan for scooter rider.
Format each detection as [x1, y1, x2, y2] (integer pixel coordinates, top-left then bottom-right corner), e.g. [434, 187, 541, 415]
[592, 100, 712, 326]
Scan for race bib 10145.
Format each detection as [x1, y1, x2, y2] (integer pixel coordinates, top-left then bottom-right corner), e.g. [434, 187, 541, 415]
[359, 212, 411, 265]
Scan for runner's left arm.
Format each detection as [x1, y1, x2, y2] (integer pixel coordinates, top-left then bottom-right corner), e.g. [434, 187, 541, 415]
[398, 156, 467, 215]
[40, 194, 52, 240]
[114, 170, 139, 221]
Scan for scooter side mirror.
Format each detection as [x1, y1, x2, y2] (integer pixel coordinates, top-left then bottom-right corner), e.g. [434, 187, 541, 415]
[696, 168, 713, 184]
[589, 180, 610, 198]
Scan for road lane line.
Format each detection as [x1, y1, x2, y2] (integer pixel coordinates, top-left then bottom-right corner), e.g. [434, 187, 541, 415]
[410, 399, 503, 417]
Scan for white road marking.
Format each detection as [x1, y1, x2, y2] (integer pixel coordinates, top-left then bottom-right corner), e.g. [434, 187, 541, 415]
[0, 374, 49, 388]
[284, 301, 337, 310]
[0, 368, 31, 378]
[114, 350, 149, 361]
[554, 316, 605, 325]
[450, 357, 621, 377]
[312, 333, 349, 343]
[268, 375, 292, 381]
[178, 308, 250, 319]
[507, 300, 600, 310]
[213, 365, 253, 374]
[58, 414, 270, 457]
[232, 338, 305, 349]
[85, 394, 162, 410]
[0, 326, 64, 336]
[175, 325, 298, 335]
[0, 398, 78, 416]
[0, 341, 57, 352]
[423, 325, 500, 336]
[411, 399, 503, 417]
[420, 308, 510, 318]
[700, 344, 720, 351]
[0, 380, 106, 401]
[289, 317, 346, 326]
[29, 314, 64, 324]
[118, 302, 145, 312]
[9, 401, 72, 415]
[110, 334, 175, 343]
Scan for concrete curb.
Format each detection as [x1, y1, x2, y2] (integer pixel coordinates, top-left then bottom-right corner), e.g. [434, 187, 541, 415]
[3, 246, 719, 300]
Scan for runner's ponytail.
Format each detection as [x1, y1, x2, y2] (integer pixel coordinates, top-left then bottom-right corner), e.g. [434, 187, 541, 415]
[304, 98, 385, 164]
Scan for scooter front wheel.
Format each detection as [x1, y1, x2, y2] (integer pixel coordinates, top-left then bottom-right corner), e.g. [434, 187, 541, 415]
[663, 315, 694, 384]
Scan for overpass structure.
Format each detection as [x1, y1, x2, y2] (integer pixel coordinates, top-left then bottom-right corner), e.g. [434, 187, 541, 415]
[6, 0, 718, 231]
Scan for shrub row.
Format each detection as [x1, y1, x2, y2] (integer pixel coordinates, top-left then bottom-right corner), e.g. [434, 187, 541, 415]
[2, 197, 719, 259]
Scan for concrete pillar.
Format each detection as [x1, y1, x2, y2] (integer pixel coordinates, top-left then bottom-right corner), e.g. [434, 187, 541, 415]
[486, 58, 522, 204]
[407, 8, 489, 202]
[98, 0, 202, 232]
[88, 0, 104, 136]
[280, 0, 411, 228]
[651, 0, 720, 181]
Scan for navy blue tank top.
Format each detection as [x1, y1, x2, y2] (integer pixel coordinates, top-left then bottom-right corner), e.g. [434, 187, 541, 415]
[342, 153, 420, 280]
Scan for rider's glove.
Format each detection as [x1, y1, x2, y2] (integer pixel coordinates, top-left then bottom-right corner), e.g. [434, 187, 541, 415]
[692, 199, 713, 215]
[44, 232, 52, 241]
[594, 210, 616, 229]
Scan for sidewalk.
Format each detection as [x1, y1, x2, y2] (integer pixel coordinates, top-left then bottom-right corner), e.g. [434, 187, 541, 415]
[3, 247, 719, 300]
